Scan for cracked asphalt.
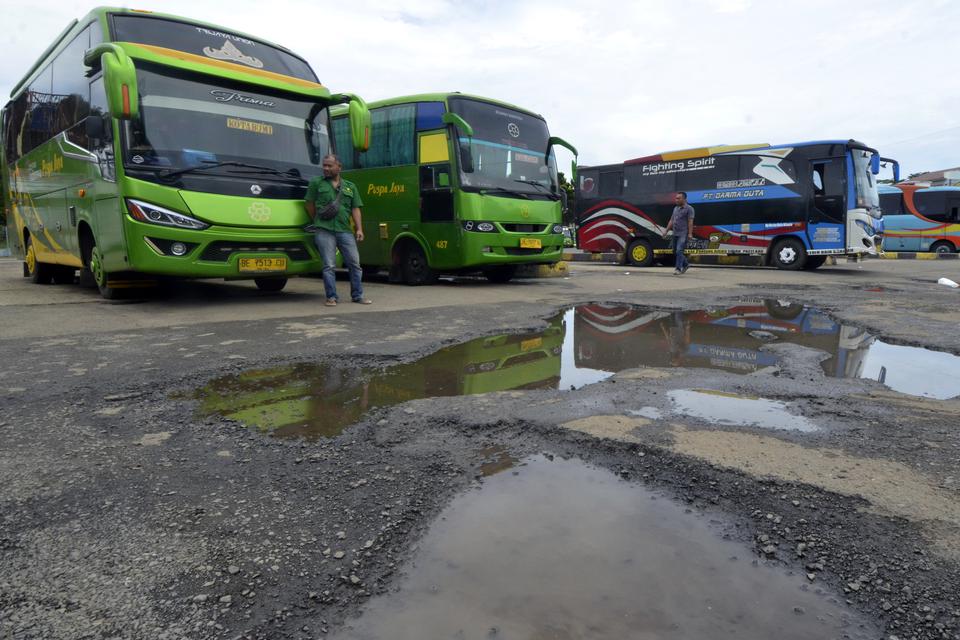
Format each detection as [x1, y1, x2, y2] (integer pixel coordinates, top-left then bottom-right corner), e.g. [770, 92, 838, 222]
[1, 257, 959, 639]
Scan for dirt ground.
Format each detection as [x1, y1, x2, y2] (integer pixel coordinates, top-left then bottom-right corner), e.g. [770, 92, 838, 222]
[1, 257, 959, 639]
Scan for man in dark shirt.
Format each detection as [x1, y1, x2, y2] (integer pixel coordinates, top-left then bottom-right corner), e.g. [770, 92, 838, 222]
[663, 191, 695, 275]
[305, 154, 371, 306]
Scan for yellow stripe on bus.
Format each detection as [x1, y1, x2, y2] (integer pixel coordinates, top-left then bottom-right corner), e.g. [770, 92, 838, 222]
[129, 44, 325, 90]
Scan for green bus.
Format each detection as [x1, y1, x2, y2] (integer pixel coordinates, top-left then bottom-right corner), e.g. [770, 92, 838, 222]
[1, 7, 370, 298]
[330, 93, 577, 284]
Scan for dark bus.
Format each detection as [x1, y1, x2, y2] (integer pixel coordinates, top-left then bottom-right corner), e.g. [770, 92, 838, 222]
[576, 140, 895, 270]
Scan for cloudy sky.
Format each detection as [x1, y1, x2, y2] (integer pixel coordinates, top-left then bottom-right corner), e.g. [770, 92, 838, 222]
[1, 0, 956, 177]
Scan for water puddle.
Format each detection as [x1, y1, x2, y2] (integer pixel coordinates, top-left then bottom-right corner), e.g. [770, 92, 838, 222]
[192, 300, 959, 438]
[332, 456, 876, 640]
[667, 389, 819, 432]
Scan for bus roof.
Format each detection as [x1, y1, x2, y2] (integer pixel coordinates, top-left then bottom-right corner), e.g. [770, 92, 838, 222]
[10, 6, 317, 99]
[344, 92, 546, 120]
[624, 139, 874, 166]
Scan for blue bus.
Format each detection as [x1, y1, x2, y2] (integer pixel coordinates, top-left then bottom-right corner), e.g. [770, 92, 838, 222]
[576, 140, 898, 269]
[880, 183, 960, 253]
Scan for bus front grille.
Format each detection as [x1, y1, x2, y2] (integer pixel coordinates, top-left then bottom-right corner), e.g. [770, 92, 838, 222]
[505, 247, 545, 256]
[200, 241, 312, 262]
[501, 224, 548, 233]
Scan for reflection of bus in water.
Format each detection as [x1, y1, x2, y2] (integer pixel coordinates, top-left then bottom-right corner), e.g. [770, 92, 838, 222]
[195, 318, 563, 438]
[574, 301, 874, 379]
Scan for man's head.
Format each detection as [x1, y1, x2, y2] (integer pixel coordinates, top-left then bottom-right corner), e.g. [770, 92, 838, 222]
[674, 191, 688, 206]
[322, 154, 342, 179]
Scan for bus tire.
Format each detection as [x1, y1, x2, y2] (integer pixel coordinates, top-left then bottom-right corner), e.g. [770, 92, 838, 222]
[625, 238, 654, 267]
[803, 256, 826, 270]
[484, 265, 516, 284]
[88, 243, 122, 300]
[930, 241, 956, 255]
[255, 277, 287, 292]
[24, 235, 54, 284]
[402, 243, 437, 286]
[771, 238, 807, 270]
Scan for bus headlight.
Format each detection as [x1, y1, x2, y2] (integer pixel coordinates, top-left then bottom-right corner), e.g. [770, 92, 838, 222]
[552, 224, 563, 234]
[126, 199, 210, 230]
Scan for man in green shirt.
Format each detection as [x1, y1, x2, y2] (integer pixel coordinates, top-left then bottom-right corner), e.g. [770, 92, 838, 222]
[305, 154, 371, 306]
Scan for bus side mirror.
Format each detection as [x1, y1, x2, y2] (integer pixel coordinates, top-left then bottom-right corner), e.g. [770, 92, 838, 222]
[459, 142, 474, 173]
[330, 93, 371, 152]
[870, 153, 881, 175]
[348, 98, 370, 152]
[881, 157, 900, 182]
[547, 136, 578, 182]
[84, 44, 139, 120]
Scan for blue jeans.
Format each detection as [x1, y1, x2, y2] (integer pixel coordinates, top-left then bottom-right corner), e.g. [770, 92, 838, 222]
[315, 230, 363, 301]
[673, 235, 689, 272]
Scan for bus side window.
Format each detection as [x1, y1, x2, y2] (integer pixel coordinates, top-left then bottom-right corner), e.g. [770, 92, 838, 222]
[599, 170, 622, 197]
[811, 160, 844, 222]
[89, 76, 115, 181]
[879, 192, 902, 215]
[915, 191, 948, 222]
[949, 199, 960, 222]
[331, 116, 356, 169]
[812, 166, 824, 194]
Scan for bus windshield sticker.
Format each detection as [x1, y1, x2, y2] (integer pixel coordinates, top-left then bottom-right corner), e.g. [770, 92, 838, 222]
[203, 40, 264, 68]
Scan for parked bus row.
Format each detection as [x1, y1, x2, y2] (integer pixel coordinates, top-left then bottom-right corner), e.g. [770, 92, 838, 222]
[3, 7, 948, 300]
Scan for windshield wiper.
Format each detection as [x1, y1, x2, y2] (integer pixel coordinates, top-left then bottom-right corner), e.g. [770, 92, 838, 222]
[514, 179, 560, 200]
[158, 161, 305, 184]
[477, 186, 531, 200]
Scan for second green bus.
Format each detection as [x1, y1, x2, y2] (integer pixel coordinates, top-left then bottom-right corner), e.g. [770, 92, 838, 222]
[331, 93, 576, 284]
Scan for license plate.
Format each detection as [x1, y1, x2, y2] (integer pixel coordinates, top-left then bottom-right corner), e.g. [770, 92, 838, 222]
[520, 337, 543, 352]
[520, 238, 542, 249]
[239, 257, 287, 273]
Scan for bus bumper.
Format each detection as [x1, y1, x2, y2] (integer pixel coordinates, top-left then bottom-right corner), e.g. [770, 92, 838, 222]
[459, 234, 564, 267]
[123, 219, 322, 278]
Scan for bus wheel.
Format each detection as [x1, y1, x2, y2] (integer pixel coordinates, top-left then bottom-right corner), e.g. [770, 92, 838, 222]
[484, 265, 517, 284]
[931, 241, 956, 255]
[626, 238, 654, 267]
[255, 277, 287, 292]
[402, 244, 437, 286]
[89, 244, 121, 300]
[803, 256, 827, 270]
[771, 238, 807, 270]
[24, 236, 54, 284]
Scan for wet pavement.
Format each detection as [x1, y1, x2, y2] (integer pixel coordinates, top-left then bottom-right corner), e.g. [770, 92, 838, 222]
[334, 455, 876, 640]
[666, 389, 819, 432]
[4, 258, 960, 640]
[194, 300, 960, 439]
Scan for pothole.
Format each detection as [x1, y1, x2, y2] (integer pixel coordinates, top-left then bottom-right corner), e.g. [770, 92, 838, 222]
[331, 455, 877, 640]
[190, 300, 960, 438]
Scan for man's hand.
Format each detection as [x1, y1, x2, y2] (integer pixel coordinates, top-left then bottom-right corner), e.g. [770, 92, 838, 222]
[356, 229, 365, 242]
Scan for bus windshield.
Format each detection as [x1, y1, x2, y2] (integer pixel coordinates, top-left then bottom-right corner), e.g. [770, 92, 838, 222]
[123, 65, 329, 181]
[449, 97, 556, 196]
[851, 148, 880, 216]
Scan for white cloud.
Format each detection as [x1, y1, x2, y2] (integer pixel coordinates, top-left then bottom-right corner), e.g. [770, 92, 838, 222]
[0, 0, 957, 176]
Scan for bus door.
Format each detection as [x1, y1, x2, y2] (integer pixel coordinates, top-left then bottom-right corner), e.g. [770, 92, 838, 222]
[807, 159, 846, 252]
[417, 131, 460, 267]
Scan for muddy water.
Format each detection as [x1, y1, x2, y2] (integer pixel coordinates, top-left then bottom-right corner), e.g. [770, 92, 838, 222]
[333, 456, 876, 640]
[192, 300, 959, 437]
